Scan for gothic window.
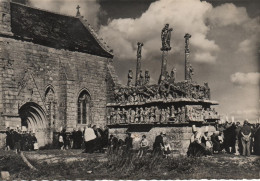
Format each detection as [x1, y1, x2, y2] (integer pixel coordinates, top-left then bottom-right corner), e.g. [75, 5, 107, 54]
[78, 90, 91, 125]
[45, 86, 56, 127]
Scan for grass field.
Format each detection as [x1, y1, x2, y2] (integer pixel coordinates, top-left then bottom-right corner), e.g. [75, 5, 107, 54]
[0, 150, 259, 180]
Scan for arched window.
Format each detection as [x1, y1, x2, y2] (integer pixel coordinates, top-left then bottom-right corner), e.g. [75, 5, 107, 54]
[45, 86, 56, 127]
[78, 90, 91, 125]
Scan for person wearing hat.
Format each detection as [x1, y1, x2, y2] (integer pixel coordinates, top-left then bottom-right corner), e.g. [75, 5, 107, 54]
[152, 132, 165, 156]
[83, 125, 96, 153]
[240, 120, 251, 156]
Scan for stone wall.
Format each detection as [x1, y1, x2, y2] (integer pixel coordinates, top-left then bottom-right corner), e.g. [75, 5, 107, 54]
[0, 35, 114, 146]
[109, 125, 216, 155]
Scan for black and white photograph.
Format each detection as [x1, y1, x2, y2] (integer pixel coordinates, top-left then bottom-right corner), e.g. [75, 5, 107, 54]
[0, 0, 259, 180]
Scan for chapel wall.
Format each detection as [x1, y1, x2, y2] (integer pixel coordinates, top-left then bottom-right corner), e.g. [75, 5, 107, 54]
[0, 35, 110, 133]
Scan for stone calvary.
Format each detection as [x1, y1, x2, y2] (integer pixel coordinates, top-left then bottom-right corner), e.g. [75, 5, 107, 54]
[0, 0, 220, 154]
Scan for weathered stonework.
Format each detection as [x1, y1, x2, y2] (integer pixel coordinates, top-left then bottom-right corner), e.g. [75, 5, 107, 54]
[0, 1, 118, 147]
[109, 124, 216, 155]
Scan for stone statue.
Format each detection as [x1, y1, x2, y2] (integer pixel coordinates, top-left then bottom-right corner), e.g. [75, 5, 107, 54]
[127, 69, 133, 86]
[184, 33, 192, 53]
[144, 70, 150, 85]
[139, 107, 144, 123]
[110, 108, 115, 124]
[165, 107, 170, 122]
[187, 63, 194, 81]
[204, 82, 210, 99]
[170, 67, 176, 82]
[150, 106, 155, 122]
[139, 70, 144, 86]
[161, 24, 173, 51]
[170, 105, 175, 118]
[161, 109, 166, 123]
[135, 107, 140, 123]
[130, 109, 135, 123]
[155, 106, 161, 122]
[115, 108, 121, 124]
[144, 107, 149, 123]
[126, 108, 131, 123]
[137, 42, 144, 59]
[122, 108, 127, 123]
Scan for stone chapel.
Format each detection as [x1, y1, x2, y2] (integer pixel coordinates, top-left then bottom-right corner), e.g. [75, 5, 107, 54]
[0, 0, 119, 147]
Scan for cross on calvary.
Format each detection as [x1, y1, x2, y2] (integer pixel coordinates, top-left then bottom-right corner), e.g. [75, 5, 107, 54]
[76, 5, 81, 17]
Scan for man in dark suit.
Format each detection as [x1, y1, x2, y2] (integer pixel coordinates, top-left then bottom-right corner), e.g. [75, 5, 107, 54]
[153, 132, 165, 156]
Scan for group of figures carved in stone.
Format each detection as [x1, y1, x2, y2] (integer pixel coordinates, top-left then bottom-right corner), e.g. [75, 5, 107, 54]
[114, 80, 210, 104]
[127, 69, 150, 87]
[107, 105, 219, 125]
[186, 106, 219, 122]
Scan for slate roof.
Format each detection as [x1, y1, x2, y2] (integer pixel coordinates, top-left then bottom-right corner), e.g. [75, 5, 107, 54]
[10, 2, 113, 58]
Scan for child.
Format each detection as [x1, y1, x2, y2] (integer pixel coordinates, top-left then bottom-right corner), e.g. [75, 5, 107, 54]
[164, 139, 172, 158]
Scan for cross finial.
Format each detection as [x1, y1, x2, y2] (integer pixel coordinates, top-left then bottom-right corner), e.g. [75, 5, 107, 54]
[76, 5, 81, 17]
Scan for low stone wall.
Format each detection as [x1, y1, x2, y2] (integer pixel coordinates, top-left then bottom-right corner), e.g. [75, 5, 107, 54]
[109, 124, 216, 155]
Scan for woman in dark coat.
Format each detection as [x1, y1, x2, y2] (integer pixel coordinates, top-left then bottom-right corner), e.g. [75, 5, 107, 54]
[254, 124, 260, 155]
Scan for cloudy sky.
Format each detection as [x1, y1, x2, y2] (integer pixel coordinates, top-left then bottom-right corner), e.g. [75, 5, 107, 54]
[29, 0, 260, 122]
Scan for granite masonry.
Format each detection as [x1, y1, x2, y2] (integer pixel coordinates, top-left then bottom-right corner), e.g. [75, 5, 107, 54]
[0, 0, 118, 147]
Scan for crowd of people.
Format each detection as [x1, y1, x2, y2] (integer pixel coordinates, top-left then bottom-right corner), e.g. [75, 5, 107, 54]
[107, 132, 173, 158]
[4, 120, 259, 159]
[187, 120, 260, 157]
[5, 127, 38, 153]
[57, 125, 109, 153]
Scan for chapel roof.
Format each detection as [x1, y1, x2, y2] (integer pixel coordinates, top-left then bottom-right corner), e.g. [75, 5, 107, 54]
[10, 2, 113, 58]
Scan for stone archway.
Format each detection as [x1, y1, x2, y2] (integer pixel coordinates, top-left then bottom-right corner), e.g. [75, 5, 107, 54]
[18, 102, 50, 147]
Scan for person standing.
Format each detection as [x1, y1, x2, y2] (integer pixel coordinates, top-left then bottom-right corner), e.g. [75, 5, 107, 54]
[240, 120, 251, 156]
[5, 127, 11, 151]
[138, 135, 149, 158]
[124, 132, 133, 154]
[83, 125, 96, 153]
[13, 128, 22, 154]
[253, 123, 260, 155]
[71, 128, 77, 149]
[153, 132, 165, 156]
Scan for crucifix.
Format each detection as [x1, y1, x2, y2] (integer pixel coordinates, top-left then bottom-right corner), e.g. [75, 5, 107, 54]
[76, 5, 81, 17]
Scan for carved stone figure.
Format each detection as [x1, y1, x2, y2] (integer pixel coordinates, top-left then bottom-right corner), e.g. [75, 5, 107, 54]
[127, 69, 133, 86]
[137, 42, 144, 59]
[161, 24, 173, 51]
[126, 108, 131, 123]
[144, 107, 149, 123]
[187, 63, 194, 81]
[170, 105, 175, 118]
[130, 109, 135, 123]
[155, 106, 161, 122]
[135, 107, 140, 123]
[110, 108, 115, 124]
[144, 70, 150, 85]
[139, 70, 144, 86]
[165, 107, 170, 122]
[122, 108, 127, 123]
[170, 67, 176, 83]
[161, 109, 166, 123]
[139, 107, 144, 123]
[204, 82, 210, 99]
[115, 108, 121, 124]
